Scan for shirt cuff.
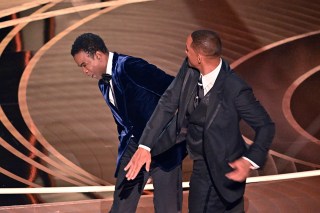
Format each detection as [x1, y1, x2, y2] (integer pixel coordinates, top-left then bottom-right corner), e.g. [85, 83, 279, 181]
[242, 157, 260, 170]
[138, 144, 151, 152]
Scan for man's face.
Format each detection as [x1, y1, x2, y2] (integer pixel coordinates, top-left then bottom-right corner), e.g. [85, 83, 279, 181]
[185, 35, 198, 68]
[73, 50, 104, 79]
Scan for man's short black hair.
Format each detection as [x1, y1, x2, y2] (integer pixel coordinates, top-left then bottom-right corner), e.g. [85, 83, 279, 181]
[191, 30, 222, 57]
[71, 33, 108, 57]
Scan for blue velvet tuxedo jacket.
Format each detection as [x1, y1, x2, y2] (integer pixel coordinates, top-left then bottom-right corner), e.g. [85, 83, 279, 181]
[98, 52, 185, 176]
[139, 58, 275, 203]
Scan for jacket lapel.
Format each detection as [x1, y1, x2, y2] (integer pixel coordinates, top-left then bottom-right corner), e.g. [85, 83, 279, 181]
[205, 61, 229, 131]
[111, 53, 122, 111]
[109, 53, 132, 131]
[178, 68, 199, 127]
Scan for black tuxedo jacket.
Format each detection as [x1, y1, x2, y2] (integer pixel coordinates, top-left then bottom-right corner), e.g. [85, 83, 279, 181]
[139, 58, 275, 203]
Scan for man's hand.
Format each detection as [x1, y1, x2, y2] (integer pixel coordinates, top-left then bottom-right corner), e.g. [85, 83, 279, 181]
[225, 157, 251, 182]
[124, 147, 151, 180]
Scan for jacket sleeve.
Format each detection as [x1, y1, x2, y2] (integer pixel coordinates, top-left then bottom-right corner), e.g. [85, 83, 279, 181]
[138, 59, 189, 149]
[235, 83, 275, 167]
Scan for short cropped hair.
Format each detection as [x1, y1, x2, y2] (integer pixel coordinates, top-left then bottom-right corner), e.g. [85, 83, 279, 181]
[71, 33, 108, 57]
[191, 30, 222, 57]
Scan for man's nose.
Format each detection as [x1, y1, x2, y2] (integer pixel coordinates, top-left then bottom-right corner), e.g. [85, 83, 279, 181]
[82, 67, 88, 74]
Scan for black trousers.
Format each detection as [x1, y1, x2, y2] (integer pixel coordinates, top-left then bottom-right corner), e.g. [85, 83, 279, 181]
[189, 160, 244, 213]
[110, 141, 183, 213]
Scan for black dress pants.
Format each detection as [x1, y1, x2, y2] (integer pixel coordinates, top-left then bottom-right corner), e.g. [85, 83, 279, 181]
[189, 160, 244, 213]
[110, 141, 183, 213]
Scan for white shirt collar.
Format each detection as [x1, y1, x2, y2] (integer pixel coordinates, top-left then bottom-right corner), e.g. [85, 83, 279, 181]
[105, 52, 115, 104]
[201, 58, 222, 95]
[106, 52, 114, 75]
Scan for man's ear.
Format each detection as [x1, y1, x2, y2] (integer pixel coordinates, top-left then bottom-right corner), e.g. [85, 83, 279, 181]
[197, 54, 201, 64]
[95, 51, 103, 60]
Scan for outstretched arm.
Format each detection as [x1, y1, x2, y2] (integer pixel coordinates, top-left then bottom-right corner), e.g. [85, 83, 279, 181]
[124, 59, 189, 180]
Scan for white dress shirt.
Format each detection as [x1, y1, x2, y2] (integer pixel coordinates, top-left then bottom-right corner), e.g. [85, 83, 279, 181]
[201, 58, 222, 95]
[106, 52, 115, 105]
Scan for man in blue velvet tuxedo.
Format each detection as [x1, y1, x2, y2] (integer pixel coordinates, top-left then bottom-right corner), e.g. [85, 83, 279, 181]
[71, 33, 186, 213]
[125, 30, 275, 212]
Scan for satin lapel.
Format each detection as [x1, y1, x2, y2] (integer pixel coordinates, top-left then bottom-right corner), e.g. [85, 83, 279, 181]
[109, 53, 130, 129]
[110, 53, 125, 119]
[110, 53, 122, 115]
[205, 67, 227, 131]
[178, 68, 199, 125]
[182, 68, 199, 103]
[103, 84, 126, 129]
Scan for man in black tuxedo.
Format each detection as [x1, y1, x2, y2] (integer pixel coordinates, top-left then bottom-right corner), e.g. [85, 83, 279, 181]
[71, 33, 186, 213]
[125, 30, 275, 212]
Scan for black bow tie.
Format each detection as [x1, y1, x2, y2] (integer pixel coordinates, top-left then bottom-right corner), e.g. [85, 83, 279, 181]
[101, 73, 112, 84]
